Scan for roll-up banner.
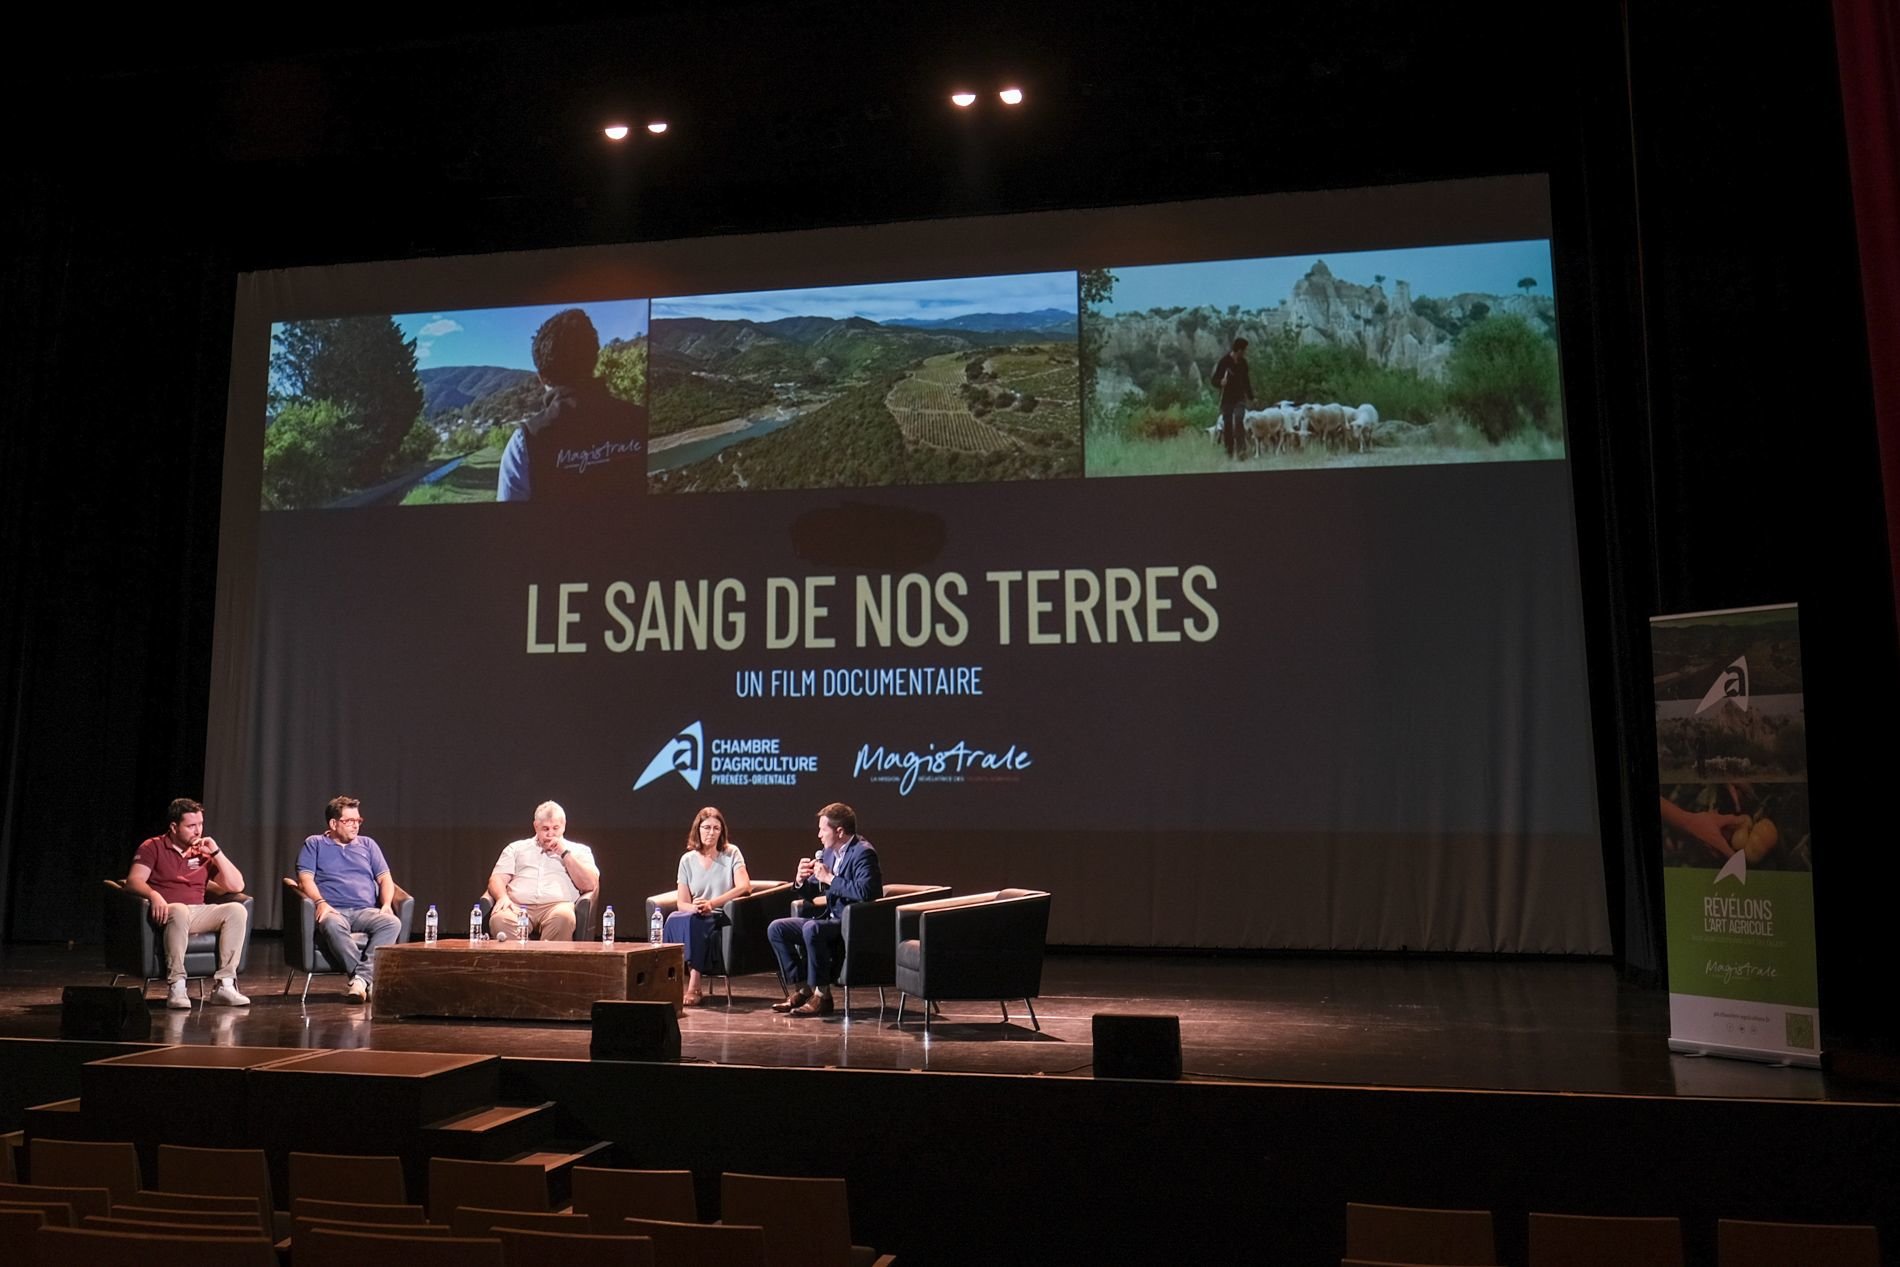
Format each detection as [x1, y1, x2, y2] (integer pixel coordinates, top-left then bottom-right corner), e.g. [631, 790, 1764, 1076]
[1651, 603, 1819, 1066]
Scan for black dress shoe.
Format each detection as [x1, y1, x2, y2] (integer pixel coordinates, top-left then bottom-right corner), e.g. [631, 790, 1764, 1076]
[790, 991, 835, 1017]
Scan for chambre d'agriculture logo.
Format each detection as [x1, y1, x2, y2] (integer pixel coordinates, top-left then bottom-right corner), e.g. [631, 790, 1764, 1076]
[632, 720, 819, 791]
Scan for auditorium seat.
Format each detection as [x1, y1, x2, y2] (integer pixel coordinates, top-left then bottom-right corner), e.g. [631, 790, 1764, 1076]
[0, 1206, 44, 1265]
[155, 1145, 276, 1224]
[892, 889, 1052, 1031]
[721, 1172, 895, 1267]
[27, 1138, 142, 1206]
[281, 881, 416, 1001]
[449, 1204, 591, 1237]
[498, 1225, 658, 1267]
[1527, 1212, 1682, 1267]
[0, 1197, 63, 1227]
[109, 1203, 265, 1230]
[101, 880, 254, 997]
[570, 1165, 699, 1225]
[0, 1131, 20, 1182]
[298, 1225, 502, 1267]
[792, 883, 951, 1016]
[291, 1196, 429, 1224]
[84, 1213, 263, 1236]
[623, 1215, 768, 1267]
[35, 1224, 276, 1267]
[1344, 1201, 1499, 1264]
[0, 1180, 111, 1222]
[645, 880, 796, 1003]
[293, 1215, 456, 1243]
[1717, 1217, 1880, 1266]
[425, 1156, 547, 1223]
[130, 1188, 268, 1223]
[288, 1150, 409, 1205]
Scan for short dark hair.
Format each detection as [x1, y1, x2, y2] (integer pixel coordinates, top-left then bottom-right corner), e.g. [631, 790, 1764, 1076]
[819, 802, 857, 836]
[326, 795, 361, 822]
[1231, 337, 1249, 351]
[167, 797, 204, 825]
[531, 308, 601, 387]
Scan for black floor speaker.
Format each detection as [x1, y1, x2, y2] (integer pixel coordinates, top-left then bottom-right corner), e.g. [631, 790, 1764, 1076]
[591, 999, 681, 1060]
[61, 984, 153, 1041]
[1091, 1012, 1181, 1079]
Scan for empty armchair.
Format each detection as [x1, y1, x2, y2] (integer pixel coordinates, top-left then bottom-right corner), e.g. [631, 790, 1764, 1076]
[102, 881, 253, 997]
[794, 883, 949, 1015]
[893, 889, 1052, 1032]
[282, 879, 416, 1001]
[644, 882, 796, 1003]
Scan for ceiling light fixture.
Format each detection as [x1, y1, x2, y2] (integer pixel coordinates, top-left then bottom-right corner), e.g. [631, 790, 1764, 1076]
[647, 121, 668, 134]
[998, 87, 1024, 105]
[603, 124, 630, 141]
[950, 91, 977, 108]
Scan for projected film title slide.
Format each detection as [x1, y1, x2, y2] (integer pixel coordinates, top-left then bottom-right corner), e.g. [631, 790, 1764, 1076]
[259, 239, 1560, 511]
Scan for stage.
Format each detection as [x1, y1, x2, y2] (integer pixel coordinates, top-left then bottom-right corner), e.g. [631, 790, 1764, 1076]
[0, 939, 1882, 1099]
[6, 940, 1900, 1265]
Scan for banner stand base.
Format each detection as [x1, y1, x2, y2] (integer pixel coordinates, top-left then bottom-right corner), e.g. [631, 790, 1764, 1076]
[1668, 1038, 1822, 1068]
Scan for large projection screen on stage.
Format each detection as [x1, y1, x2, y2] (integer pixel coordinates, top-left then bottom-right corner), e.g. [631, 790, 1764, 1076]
[207, 174, 1610, 952]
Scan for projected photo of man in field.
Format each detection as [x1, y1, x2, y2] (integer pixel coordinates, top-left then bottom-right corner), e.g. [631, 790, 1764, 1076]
[262, 298, 649, 509]
[646, 271, 1082, 493]
[1080, 240, 1565, 477]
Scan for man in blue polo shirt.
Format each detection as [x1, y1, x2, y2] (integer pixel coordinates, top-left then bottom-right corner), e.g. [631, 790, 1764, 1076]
[296, 795, 402, 1002]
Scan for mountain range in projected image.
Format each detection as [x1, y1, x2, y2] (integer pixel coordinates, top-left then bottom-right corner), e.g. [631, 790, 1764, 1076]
[647, 273, 1082, 493]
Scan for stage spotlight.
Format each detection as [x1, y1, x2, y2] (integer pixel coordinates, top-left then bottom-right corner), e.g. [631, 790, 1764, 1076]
[647, 121, 668, 134]
[998, 87, 1024, 106]
[950, 91, 977, 108]
[603, 123, 630, 141]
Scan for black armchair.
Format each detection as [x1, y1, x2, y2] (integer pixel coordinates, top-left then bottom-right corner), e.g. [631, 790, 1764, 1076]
[477, 890, 596, 941]
[645, 881, 796, 1004]
[792, 883, 952, 1015]
[102, 880, 255, 999]
[893, 889, 1052, 1032]
[281, 877, 417, 1001]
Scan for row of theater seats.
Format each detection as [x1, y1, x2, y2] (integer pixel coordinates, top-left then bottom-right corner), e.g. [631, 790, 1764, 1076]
[0, 1136, 893, 1266]
[1344, 1199, 1882, 1267]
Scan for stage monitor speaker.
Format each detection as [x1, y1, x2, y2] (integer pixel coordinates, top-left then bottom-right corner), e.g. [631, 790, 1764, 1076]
[61, 984, 152, 1041]
[1092, 1012, 1181, 1080]
[591, 999, 681, 1061]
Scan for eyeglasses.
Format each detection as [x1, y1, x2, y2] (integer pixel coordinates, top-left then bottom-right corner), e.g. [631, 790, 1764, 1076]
[337, 817, 364, 826]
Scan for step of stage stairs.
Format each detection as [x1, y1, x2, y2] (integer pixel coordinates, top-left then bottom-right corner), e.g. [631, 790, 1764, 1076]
[421, 1101, 561, 1161]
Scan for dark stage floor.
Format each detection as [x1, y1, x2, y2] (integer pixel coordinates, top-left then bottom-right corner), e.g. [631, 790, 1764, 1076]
[0, 940, 1884, 1102]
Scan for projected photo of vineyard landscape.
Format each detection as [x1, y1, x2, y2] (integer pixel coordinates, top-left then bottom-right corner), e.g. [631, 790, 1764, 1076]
[1082, 241, 1564, 476]
[262, 299, 649, 509]
[648, 272, 1081, 492]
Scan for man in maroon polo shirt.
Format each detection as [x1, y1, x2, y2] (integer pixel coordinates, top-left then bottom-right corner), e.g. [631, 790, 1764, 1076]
[124, 797, 252, 1010]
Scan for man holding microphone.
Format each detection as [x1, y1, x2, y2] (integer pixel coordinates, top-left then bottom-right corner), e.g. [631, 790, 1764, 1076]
[766, 802, 882, 1017]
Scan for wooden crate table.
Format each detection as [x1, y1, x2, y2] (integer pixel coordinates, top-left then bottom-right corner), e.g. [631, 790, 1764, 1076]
[373, 938, 683, 1021]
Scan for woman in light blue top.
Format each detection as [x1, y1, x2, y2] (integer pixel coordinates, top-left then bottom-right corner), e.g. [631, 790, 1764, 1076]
[665, 805, 752, 1004]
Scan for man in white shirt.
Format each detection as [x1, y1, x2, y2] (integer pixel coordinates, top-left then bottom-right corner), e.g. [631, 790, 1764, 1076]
[487, 800, 601, 941]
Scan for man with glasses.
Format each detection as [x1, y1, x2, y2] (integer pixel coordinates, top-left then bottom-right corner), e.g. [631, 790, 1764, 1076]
[296, 795, 402, 1001]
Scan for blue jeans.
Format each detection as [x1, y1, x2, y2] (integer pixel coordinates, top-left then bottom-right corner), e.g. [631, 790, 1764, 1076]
[315, 906, 402, 984]
[767, 915, 843, 990]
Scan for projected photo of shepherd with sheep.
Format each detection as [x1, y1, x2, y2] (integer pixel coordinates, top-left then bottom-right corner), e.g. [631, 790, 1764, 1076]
[1081, 240, 1563, 476]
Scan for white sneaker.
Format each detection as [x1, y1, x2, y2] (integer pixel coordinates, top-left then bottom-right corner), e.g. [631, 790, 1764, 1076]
[166, 981, 191, 1010]
[346, 976, 369, 1002]
[210, 980, 251, 1007]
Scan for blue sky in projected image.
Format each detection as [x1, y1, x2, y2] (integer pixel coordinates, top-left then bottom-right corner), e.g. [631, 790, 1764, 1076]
[653, 271, 1077, 323]
[1096, 240, 1555, 313]
[392, 299, 649, 369]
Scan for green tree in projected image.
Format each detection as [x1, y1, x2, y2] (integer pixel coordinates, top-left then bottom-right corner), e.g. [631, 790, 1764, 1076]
[266, 316, 428, 508]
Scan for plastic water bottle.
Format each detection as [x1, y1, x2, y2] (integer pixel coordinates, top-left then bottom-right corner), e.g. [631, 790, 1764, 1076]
[470, 902, 485, 941]
[602, 905, 616, 947]
[649, 907, 663, 944]
[424, 904, 438, 944]
[517, 908, 531, 943]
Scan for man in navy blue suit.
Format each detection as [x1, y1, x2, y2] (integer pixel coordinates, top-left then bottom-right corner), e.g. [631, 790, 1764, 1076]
[768, 802, 883, 1017]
